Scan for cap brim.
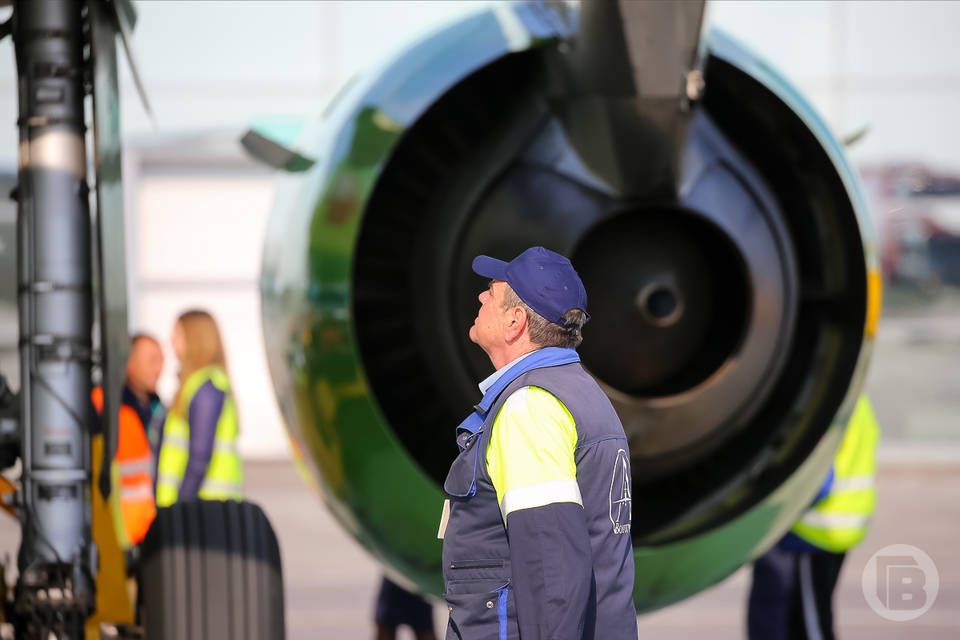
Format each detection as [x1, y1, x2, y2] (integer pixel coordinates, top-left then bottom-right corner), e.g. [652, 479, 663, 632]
[472, 255, 508, 281]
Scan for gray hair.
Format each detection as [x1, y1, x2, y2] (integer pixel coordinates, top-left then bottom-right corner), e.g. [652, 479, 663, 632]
[501, 285, 586, 348]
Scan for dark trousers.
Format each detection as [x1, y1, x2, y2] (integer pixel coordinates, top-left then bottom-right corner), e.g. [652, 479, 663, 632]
[374, 576, 435, 633]
[748, 546, 846, 640]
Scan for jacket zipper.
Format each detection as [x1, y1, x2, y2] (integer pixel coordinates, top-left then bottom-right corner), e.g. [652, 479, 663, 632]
[449, 559, 504, 570]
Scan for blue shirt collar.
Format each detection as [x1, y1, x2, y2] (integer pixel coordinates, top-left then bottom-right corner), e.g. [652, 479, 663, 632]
[478, 350, 538, 395]
[456, 347, 581, 437]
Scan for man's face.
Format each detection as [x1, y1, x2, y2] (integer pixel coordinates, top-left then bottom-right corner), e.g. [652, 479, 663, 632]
[126, 337, 164, 394]
[469, 280, 510, 353]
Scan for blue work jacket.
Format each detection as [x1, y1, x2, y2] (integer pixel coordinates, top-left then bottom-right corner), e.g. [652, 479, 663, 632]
[441, 348, 637, 639]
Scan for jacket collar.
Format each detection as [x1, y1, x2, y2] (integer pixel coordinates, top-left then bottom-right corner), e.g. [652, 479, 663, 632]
[456, 347, 580, 436]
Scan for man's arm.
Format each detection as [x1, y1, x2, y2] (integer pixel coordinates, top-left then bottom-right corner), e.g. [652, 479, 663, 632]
[487, 386, 593, 640]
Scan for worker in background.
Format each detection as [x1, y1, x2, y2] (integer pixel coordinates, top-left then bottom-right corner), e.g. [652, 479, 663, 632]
[90, 333, 164, 558]
[155, 309, 243, 506]
[373, 576, 437, 640]
[747, 395, 880, 640]
[441, 247, 638, 639]
[123, 333, 167, 480]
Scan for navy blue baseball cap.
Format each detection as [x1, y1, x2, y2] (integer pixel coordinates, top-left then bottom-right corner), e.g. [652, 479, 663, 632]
[472, 246, 590, 326]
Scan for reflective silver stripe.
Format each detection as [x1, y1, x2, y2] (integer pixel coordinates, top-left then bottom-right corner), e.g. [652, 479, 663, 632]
[831, 475, 875, 492]
[116, 458, 153, 476]
[213, 439, 238, 454]
[800, 511, 871, 530]
[161, 434, 189, 450]
[199, 479, 243, 495]
[156, 472, 181, 489]
[500, 479, 582, 520]
[160, 435, 236, 454]
[799, 554, 824, 640]
[120, 485, 155, 501]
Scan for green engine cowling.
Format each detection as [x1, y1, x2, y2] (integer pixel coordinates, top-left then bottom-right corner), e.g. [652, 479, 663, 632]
[259, 3, 877, 611]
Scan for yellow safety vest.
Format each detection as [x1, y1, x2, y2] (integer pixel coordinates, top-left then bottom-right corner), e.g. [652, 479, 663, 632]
[791, 395, 880, 552]
[155, 366, 243, 507]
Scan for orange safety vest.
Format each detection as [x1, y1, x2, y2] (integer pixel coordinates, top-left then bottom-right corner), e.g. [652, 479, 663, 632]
[92, 386, 157, 548]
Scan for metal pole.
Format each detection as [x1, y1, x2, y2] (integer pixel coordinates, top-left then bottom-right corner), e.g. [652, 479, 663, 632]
[13, 0, 95, 635]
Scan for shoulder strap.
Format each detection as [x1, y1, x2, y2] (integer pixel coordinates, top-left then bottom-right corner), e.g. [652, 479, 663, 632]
[177, 366, 229, 413]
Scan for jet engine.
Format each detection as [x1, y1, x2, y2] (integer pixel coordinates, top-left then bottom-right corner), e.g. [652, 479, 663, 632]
[260, 1, 878, 611]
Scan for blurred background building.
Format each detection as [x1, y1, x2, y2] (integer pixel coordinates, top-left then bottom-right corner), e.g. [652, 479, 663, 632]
[0, 0, 957, 454]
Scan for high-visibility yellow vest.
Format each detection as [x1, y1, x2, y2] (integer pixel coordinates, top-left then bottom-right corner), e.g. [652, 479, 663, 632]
[155, 366, 243, 507]
[791, 395, 880, 552]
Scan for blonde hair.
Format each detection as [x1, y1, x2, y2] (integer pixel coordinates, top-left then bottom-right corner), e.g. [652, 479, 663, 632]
[173, 309, 227, 412]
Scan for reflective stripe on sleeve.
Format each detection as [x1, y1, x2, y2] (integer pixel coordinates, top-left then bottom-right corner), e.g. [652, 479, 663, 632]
[500, 479, 582, 520]
[799, 511, 871, 530]
[830, 475, 875, 492]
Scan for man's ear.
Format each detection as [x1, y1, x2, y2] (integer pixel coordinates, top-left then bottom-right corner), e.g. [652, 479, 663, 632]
[505, 305, 527, 342]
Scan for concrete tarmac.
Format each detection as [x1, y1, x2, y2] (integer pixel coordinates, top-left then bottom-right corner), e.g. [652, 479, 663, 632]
[0, 457, 953, 637]
[245, 458, 960, 640]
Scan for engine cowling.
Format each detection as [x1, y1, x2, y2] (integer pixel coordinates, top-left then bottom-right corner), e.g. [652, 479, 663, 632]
[260, 4, 878, 611]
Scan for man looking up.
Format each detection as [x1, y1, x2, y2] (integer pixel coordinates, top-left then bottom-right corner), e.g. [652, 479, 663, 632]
[441, 246, 638, 640]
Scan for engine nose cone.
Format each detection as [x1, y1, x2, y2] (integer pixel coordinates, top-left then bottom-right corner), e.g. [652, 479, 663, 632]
[573, 208, 749, 398]
[638, 284, 682, 327]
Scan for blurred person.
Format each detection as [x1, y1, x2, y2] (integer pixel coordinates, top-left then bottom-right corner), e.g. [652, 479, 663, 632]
[123, 333, 167, 475]
[374, 576, 437, 640]
[90, 333, 164, 554]
[155, 309, 243, 506]
[747, 396, 880, 640]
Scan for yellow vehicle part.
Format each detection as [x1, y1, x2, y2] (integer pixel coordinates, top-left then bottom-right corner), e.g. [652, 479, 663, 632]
[85, 434, 134, 638]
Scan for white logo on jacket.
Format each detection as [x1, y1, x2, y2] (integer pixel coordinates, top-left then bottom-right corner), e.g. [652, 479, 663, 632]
[609, 448, 632, 535]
